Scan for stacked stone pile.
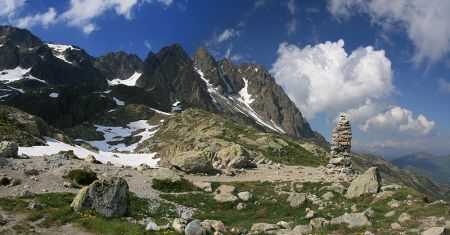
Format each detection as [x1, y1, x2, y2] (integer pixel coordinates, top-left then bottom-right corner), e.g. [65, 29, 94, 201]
[327, 115, 353, 174]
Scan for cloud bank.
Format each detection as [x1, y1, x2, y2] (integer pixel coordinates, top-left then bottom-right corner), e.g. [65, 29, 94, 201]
[270, 39, 435, 138]
[328, 0, 450, 64]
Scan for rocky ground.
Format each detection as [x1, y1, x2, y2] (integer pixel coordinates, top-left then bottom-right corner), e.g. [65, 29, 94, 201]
[1, 151, 450, 235]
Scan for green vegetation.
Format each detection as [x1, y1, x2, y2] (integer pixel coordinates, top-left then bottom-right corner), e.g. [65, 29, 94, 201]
[0, 192, 177, 235]
[151, 178, 196, 193]
[160, 181, 450, 234]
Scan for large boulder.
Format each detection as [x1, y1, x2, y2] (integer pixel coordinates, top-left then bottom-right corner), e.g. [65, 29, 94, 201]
[169, 151, 215, 174]
[250, 223, 278, 233]
[0, 141, 18, 158]
[152, 168, 182, 183]
[345, 167, 381, 199]
[185, 219, 206, 235]
[422, 227, 448, 235]
[287, 193, 307, 208]
[331, 212, 372, 228]
[71, 177, 131, 218]
[214, 144, 253, 169]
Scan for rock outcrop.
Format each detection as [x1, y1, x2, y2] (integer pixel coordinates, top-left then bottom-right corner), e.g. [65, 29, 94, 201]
[0, 141, 18, 158]
[345, 167, 381, 198]
[71, 177, 131, 218]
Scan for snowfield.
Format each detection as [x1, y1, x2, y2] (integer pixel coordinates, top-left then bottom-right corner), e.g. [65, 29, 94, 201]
[108, 72, 142, 86]
[19, 120, 162, 168]
[46, 43, 79, 64]
[18, 137, 159, 167]
[0, 67, 36, 83]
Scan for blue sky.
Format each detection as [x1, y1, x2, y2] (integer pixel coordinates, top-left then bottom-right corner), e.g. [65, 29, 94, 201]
[1, 0, 449, 157]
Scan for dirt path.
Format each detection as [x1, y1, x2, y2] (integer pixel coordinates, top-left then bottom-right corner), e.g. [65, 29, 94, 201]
[0, 157, 345, 201]
[185, 164, 345, 183]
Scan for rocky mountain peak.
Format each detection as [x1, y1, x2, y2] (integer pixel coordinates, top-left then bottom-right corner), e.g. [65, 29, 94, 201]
[95, 51, 142, 80]
[0, 25, 42, 48]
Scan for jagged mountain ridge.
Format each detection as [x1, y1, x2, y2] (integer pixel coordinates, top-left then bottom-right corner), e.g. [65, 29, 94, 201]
[0, 25, 317, 139]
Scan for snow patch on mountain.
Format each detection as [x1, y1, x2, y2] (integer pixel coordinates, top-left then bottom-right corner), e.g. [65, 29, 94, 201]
[0, 67, 36, 83]
[113, 97, 125, 106]
[108, 72, 142, 86]
[19, 137, 159, 168]
[171, 100, 182, 112]
[85, 120, 160, 152]
[195, 67, 220, 106]
[49, 92, 59, 98]
[46, 43, 79, 64]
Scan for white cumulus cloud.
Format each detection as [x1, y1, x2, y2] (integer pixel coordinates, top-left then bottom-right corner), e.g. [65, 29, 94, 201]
[270, 39, 394, 121]
[328, 0, 450, 64]
[16, 7, 57, 29]
[216, 28, 240, 43]
[270, 39, 436, 138]
[0, 0, 25, 18]
[362, 106, 435, 136]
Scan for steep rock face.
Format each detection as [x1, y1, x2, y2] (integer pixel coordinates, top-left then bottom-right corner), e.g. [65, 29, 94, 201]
[0, 26, 106, 86]
[192, 47, 316, 138]
[192, 46, 231, 94]
[94, 51, 142, 80]
[0, 26, 42, 49]
[239, 63, 315, 138]
[137, 44, 216, 110]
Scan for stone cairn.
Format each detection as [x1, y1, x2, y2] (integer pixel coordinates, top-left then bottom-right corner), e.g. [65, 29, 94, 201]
[327, 114, 353, 174]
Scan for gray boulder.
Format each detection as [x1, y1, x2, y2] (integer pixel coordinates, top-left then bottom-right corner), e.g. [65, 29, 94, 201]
[214, 144, 253, 169]
[250, 223, 278, 233]
[185, 219, 206, 235]
[310, 218, 330, 230]
[287, 193, 306, 208]
[331, 212, 372, 228]
[0, 141, 18, 158]
[170, 151, 214, 174]
[345, 167, 381, 199]
[71, 177, 131, 218]
[422, 227, 448, 235]
[153, 168, 182, 182]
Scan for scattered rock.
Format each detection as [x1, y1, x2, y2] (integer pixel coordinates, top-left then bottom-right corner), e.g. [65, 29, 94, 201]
[384, 211, 396, 218]
[398, 213, 411, 223]
[71, 177, 131, 218]
[345, 167, 381, 199]
[153, 168, 182, 183]
[172, 218, 187, 234]
[201, 220, 227, 233]
[137, 163, 151, 172]
[238, 191, 252, 201]
[214, 144, 253, 169]
[19, 190, 35, 198]
[24, 167, 40, 176]
[351, 204, 358, 212]
[85, 155, 101, 164]
[374, 191, 394, 201]
[331, 212, 372, 228]
[236, 203, 246, 210]
[146, 220, 160, 231]
[251, 223, 278, 233]
[0, 141, 18, 158]
[422, 227, 448, 235]
[310, 218, 330, 230]
[305, 210, 316, 219]
[170, 151, 215, 174]
[214, 193, 238, 203]
[192, 181, 212, 192]
[321, 192, 334, 200]
[27, 201, 42, 210]
[277, 221, 290, 229]
[391, 222, 402, 230]
[216, 185, 235, 194]
[388, 199, 401, 208]
[292, 225, 312, 234]
[287, 193, 306, 208]
[185, 219, 206, 235]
